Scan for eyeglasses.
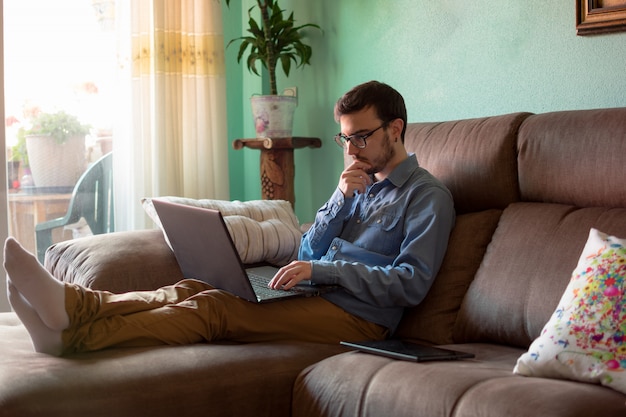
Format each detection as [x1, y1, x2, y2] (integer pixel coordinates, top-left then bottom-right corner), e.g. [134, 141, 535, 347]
[334, 122, 388, 149]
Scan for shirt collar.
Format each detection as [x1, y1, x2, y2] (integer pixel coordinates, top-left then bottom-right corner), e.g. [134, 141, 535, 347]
[385, 153, 419, 188]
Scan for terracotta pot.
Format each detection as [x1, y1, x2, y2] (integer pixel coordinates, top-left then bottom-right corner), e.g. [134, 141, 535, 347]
[96, 136, 113, 155]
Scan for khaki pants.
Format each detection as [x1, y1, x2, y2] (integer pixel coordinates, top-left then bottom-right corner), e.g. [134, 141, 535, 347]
[61, 279, 387, 354]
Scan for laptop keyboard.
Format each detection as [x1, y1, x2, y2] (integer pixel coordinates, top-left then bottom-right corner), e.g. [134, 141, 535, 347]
[248, 273, 285, 297]
[247, 272, 306, 298]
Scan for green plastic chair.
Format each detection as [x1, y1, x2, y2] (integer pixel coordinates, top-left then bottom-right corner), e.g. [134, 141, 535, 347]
[35, 152, 114, 263]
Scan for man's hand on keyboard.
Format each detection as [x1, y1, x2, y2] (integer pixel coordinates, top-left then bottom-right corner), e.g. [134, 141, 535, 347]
[268, 261, 312, 291]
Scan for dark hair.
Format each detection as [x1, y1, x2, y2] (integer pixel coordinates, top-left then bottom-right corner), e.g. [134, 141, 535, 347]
[334, 81, 407, 141]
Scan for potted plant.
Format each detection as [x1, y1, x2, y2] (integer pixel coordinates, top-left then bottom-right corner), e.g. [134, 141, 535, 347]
[24, 111, 90, 189]
[225, 0, 321, 138]
[7, 127, 29, 189]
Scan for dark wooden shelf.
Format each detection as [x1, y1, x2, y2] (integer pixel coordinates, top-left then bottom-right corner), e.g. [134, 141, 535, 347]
[233, 137, 322, 207]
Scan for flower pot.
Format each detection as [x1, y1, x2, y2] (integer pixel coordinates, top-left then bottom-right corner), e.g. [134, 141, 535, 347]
[7, 160, 20, 189]
[25, 134, 87, 189]
[96, 136, 113, 155]
[250, 95, 297, 138]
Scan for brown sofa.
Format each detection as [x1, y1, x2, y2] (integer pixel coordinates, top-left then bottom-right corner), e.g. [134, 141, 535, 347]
[1, 107, 625, 417]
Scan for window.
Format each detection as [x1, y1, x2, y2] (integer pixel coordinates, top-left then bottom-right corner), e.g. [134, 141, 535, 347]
[4, 0, 117, 258]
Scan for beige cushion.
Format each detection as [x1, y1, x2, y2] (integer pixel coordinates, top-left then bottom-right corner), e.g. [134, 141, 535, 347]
[142, 197, 302, 266]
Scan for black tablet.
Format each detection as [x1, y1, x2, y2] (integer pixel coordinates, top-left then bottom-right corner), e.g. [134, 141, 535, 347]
[340, 340, 475, 362]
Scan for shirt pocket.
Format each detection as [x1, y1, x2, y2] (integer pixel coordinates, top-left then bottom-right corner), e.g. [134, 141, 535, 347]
[363, 210, 403, 255]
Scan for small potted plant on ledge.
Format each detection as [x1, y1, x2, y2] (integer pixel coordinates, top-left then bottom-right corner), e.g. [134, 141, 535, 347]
[8, 128, 29, 189]
[24, 110, 90, 190]
[226, 0, 321, 138]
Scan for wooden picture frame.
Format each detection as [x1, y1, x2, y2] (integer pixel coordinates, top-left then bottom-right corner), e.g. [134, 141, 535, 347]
[577, 0, 626, 35]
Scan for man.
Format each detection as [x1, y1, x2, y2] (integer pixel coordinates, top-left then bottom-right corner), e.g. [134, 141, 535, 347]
[4, 81, 455, 356]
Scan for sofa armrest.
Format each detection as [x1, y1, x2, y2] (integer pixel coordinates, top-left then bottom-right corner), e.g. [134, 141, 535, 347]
[44, 229, 184, 293]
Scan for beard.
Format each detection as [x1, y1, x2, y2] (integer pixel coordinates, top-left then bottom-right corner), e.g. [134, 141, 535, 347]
[359, 132, 396, 175]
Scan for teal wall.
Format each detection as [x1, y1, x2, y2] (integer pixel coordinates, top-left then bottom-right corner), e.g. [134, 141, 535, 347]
[224, 0, 626, 223]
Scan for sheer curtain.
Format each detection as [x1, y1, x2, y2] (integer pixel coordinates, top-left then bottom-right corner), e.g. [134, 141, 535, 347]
[115, 0, 229, 231]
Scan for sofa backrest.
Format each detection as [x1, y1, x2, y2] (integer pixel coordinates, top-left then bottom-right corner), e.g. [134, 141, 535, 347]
[452, 108, 626, 348]
[396, 112, 531, 344]
[397, 108, 626, 348]
[517, 107, 626, 208]
[404, 112, 531, 214]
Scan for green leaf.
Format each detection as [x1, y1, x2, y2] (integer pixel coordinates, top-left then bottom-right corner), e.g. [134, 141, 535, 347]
[280, 54, 292, 77]
[224, 0, 322, 91]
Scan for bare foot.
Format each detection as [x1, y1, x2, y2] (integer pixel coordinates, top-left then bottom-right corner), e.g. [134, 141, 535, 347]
[7, 281, 63, 355]
[3, 237, 69, 331]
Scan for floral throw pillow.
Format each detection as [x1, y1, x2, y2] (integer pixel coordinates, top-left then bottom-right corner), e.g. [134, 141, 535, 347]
[514, 228, 626, 394]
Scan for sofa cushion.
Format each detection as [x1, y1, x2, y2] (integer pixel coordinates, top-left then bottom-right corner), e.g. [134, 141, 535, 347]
[46, 229, 183, 292]
[142, 197, 301, 266]
[292, 343, 626, 417]
[453, 203, 626, 348]
[514, 228, 626, 394]
[404, 112, 531, 214]
[518, 107, 626, 208]
[0, 312, 346, 417]
[395, 209, 501, 344]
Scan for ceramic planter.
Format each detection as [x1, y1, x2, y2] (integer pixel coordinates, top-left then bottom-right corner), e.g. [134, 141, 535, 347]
[25, 134, 86, 189]
[250, 95, 297, 138]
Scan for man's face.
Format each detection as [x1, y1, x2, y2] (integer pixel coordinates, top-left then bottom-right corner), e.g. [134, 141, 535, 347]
[339, 106, 395, 176]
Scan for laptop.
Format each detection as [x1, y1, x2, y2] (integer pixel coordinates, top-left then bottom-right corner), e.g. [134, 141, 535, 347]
[151, 199, 337, 303]
[340, 339, 475, 362]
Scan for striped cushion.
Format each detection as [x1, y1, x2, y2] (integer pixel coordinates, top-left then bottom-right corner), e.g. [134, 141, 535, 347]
[142, 197, 301, 266]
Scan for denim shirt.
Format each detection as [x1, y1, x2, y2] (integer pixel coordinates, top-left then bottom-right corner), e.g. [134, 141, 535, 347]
[300, 154, 455, 333]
